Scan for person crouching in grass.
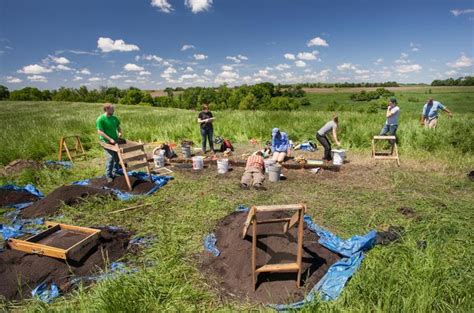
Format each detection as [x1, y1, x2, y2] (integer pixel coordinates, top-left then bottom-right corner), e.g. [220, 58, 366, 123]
[316, 115, 341, 162]
[241, 151, 266, 190]
[96, 103, 123, 183]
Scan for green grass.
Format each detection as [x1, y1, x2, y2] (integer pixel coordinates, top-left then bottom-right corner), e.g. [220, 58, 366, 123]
[0, 95, 473, 312]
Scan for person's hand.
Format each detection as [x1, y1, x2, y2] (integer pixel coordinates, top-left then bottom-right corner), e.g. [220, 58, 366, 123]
[336, 141, 341, 147]
[118, 132, 122, 138]
[448, 112, 453, 118]
[109, 138, 116, 145]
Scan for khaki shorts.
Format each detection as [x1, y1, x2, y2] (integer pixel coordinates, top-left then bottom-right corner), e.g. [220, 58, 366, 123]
[424, 118, 438, 129]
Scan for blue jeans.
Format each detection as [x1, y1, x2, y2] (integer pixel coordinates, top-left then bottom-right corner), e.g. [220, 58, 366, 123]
[380, 124, 398, 136]
[104, 148, 120, 178]
[201, 128, 214, 153]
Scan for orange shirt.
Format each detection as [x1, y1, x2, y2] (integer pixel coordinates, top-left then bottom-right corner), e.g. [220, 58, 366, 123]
[245, 154, 264, 171]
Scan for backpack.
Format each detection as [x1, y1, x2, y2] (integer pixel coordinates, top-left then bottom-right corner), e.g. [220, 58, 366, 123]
[161, 144, 177, 159]
[220, 139, 234, 152]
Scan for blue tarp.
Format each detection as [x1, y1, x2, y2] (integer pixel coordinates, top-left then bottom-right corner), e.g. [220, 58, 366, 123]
[71, 262, 138, 285]
[31, 282, 60, 303]
[204, 206, 376, 310]
[0, 184, 44, 209]
[73, 171, 172, 201]
[44, 160, 73, 169]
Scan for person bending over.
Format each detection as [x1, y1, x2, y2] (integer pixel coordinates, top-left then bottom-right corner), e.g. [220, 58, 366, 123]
[316, 115, 341, 162]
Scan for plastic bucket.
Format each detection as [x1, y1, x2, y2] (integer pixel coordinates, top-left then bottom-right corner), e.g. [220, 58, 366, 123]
[182, 145, 192, 158]
[153, 154, 165, 168]
[264, 159, 276, 172]
[268, 165, 282, 182]
[192, 156, 204, 170]
[217, 158, 229, 174]
[331, 149, 346, 166]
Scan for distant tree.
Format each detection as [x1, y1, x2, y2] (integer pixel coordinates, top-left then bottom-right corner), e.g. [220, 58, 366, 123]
[239, 93, 258, 110]
[164, 87, 174, 98]
[141, 92, 154, 105]
[10, 87, 44, 101]
[0, 85, 10, 100]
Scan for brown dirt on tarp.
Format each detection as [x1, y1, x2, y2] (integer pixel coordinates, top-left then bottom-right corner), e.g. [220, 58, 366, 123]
[88, 176, 156, 194]
[0, 160, 42, 176]
[0, 227, 130, 301]
[36, 229, 90, 250]
[0, 189, 40, 208]
[21, 185, 113, 218]
[199, 211, 341, 305]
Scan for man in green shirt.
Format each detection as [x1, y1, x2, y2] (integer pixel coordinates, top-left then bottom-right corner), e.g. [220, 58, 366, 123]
[96, 103, 123, 182]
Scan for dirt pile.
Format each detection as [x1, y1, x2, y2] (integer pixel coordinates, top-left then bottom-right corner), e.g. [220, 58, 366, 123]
[0, 160, 42, 176]
[21, 185, 113, 218]
[199, 211, 340, 304]
[0, 189, 40, 208]
[0, 227, 130, 301]
[88, 176, 157, 194]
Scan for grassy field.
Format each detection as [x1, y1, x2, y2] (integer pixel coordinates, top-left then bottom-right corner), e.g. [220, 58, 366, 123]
[0, 91, 473, 311]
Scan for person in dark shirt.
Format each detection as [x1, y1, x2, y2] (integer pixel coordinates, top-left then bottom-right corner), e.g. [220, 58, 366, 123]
[197, 104, 215, 153]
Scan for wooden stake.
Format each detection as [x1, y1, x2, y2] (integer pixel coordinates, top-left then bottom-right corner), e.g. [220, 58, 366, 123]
[109, 203, 149, 214]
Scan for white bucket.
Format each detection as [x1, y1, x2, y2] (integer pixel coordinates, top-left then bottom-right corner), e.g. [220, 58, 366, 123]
[264, 159, 276, 172]
[192, 156, 204, 170]
[153, 154, 165, 168]
[268, 165, 282, 182]
[217, 158, 229, 174]
[182, 145, 192, 158]
[331, 149, 346, 166]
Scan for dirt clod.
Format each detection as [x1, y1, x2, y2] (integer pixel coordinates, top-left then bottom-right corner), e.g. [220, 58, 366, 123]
[0, 227, 130, 301]
[21, 185, 113, 218]
[0, 189, 40, 208]
[199, 211, 341, 305]
[376, 226, 405, 245]
[0, 159, 42, 176]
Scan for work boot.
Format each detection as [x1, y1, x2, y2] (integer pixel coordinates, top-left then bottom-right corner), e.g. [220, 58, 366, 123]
[240, 183, 249, 190]
[106, 177, 114, 183]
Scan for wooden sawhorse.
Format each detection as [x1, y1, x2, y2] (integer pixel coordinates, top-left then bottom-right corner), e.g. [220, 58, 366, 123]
[100, 140, 152, 191]
[372, 135, 400, 166]
[241, 203, 307, 290]
[58, 135, 86, 162]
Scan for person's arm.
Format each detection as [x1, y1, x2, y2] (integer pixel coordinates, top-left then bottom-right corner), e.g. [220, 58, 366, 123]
[332, 128, 341, 146]
[386, 106, 395, 118]
[420, 104, 427, 125]
[117, 126, 122, 138]
[441, 104, 453, 118]
[97, 129, 116, 144]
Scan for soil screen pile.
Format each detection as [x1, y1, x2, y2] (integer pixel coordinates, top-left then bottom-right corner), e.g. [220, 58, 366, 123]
[0, 189, 40, 207]
[88, 176, 157, 194]
[0, 227, 130, 301]
[200, 211, 341, 304]
[21, 185, 113, 218]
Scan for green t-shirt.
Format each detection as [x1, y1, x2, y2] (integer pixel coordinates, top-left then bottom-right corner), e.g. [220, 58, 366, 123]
[96, 114, 120, 142]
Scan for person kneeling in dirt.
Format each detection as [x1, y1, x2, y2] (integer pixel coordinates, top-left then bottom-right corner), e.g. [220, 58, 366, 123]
[241, 151, 265, 190]
[96, 103, 124, 182]
[316, 115, 341, 162]
[271, 128, 289, 163]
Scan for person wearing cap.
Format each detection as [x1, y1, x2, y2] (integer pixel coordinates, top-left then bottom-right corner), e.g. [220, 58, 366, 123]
[197, 104, 215, 153]
[271, 128, 289, 163]
[240, 151, 265, 190]
[316, 115, 341, 162]
[96, 103, 123, 182]
[421, 98, 453, 129]
[379, 97, 400, 136]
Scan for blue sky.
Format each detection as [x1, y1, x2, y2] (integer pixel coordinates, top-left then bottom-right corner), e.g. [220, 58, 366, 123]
[1, 0, 473, 89]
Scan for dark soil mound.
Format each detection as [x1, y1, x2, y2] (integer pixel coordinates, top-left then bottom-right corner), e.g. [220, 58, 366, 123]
[0, 227, 130, 301]
[88, 176, 156, 194]
[376, 226, 405, 245]
[397, 207, 416, 218]
[468, 171, 474, 181]
[0, 189, 40, 207]
[21, 185, 113, 218]
[199, 211, 340, 305]
[36, 229, 90, 250]
[0, 160, 42, 176]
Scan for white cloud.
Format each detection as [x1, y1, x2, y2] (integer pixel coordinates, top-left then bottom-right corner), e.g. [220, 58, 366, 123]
[214, 70, 239, 84]
[181, 74, 198, 80]
[17, 64, 52, 74]
[88, 77, 101, 82]
[181, 44, 195, 51]
[284, 53, 295, 60]
[27, 75, 47, 82]
[194, 53, 208, 60]
[54, 64, 72, 71]
[221, 65, 233, 71]
[185, 66, 194, 72]
[78, 68, 91, 75]
[307, 37, 329, 47]
[204, 69, 213, 76]
[237, 54, 248, 60]
[97, 37, 139, 53]
[337, 63, 357, 71]
[295, 60, 306, 67]
[139, 71, 151, 76]
[307, 69, 331, 81]
[124, 79, 136, 83]
[445, 70, 458, 76]
[410, 42, 421, 52]
[110, 74, 127, 80]
[161, 66, 177, 79]
[355, 69, 370, 74]
[73, 76, 83, 81]
[450, 9, 474, 16]
[396, 64, 422, 73]
[124, 63, 145, 71]
[275, 63, 291, 71]
[297, 51, 319, 61]
[254, 69, 277, 80]
[226, 56, 240, 63]
[50, 56, 70, 64]
[6, 76, 22, 83]
[447, 54, 473, 68]
[185, 0, 213, 13]
[374, 58, 384, 65]
[151, 0, 173, 13]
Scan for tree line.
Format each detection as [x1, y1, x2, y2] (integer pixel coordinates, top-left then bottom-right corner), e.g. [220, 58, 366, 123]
[0, 83, 309, 111]
[431, 76, 474, 86]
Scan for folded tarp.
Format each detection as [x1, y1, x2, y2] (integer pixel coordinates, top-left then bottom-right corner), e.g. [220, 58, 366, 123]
[73, 171, 172, 201]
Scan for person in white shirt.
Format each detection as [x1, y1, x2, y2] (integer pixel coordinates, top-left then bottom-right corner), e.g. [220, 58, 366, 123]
[380, 97, 400, 136]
